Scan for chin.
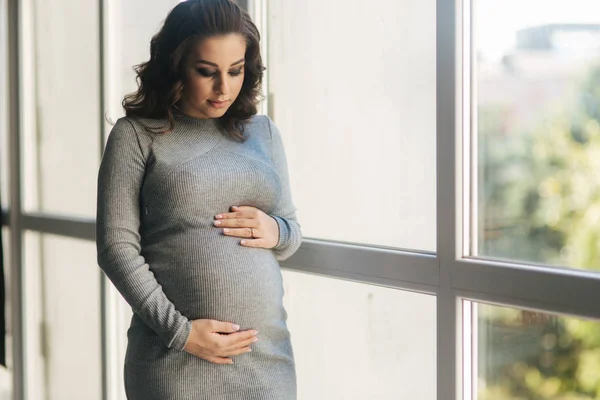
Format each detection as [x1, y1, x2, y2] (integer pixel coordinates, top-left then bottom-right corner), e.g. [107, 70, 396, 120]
[210, 108, 229, 116]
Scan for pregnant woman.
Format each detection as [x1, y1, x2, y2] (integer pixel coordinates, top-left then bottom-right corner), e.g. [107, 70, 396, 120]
[95, 1, 302, 398]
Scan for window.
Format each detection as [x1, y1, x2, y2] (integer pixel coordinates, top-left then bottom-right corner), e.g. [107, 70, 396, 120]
[0, 227, 12, 399]
[459, 1, 600, 399]
[20, 0, 100, 219]
[2, 1, 600, 399]
[0, 2, 8, 211]
[282, 270, 436, 399]
[474, 302, 600, 400]
[474, 0, 600, 272]
[267, 0, 436, 251]
[23, 233, 101, 400]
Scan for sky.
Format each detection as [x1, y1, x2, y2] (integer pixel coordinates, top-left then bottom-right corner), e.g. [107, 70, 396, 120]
[475, 0, 600, 59]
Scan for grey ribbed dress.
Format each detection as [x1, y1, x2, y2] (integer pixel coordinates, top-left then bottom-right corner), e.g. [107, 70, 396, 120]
[96, 113, 301, 400]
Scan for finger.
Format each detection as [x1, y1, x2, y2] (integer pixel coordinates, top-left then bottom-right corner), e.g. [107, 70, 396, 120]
[224, 334, 259, 352]
[224, 218, 259, 228]
[240, 238, 265, 247]
[205, 356, 234, 365]
[223, 346, 253, 357]
[215, 211, 244, 220]
[222, 227, 254, 238]
[216, 206, 255, 220]
[214, 218, 256, 228]
[209, 320, 241, 334]
[234, 335, 259, 349]
[231, 205, 258, 216]
[221, 329, 258, 347]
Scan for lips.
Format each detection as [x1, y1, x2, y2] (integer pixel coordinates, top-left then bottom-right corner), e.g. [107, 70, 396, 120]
[208, 99, 229, 109]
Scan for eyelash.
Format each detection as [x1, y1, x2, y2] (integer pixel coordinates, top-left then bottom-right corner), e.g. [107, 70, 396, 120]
[197, 68, 244, 78]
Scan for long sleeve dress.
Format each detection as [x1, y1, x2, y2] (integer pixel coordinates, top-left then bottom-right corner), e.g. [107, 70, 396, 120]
[96, 113, 302, 400]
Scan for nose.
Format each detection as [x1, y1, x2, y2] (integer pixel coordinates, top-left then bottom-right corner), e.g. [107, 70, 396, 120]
[215, 73, 230, 96]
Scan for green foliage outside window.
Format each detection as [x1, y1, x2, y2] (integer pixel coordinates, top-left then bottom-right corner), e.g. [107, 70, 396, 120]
[478, 65, 600, 399]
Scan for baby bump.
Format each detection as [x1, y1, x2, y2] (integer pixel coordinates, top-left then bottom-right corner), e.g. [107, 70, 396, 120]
[142, 235, 286, 330]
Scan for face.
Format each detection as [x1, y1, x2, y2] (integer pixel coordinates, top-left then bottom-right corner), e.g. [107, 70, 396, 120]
[178, 34, 247, 119]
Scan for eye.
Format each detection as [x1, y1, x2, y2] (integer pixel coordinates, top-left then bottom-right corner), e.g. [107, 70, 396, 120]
[197, 68, 216, 77]
[229, 68, 244, 77]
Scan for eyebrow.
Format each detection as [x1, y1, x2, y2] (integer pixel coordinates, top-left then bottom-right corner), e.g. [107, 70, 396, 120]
[195, 58, 245, 67]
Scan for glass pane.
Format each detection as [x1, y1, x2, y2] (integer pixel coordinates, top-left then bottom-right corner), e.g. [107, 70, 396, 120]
[0, 227, 12, 400]
[105, 0, 180, 123]
[268, 0, 436, 251]
[476, 302, 600, 400]
[20, 0, 100, 218]
[475, 1, 600, 270]
[23, 232, 101, 400]
[282, 270, 436, 399]
[0, 0, 8, 211]
[116, 296, 132, 400]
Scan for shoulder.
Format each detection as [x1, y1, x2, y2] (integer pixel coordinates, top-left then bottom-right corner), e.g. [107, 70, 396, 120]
[111, 115, 169, 134]
[110, 116, 152, 135]
[106, 117, 153, 157]
[244, 114, 272, 130]
[243, 114, 280, 142]
[111, 116, 134, 131]
[121, 116, 166, 137]
[106, 117, 138, 144]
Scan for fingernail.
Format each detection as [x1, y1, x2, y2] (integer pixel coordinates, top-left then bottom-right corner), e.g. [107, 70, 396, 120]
[253, 337, 259, 342]
[233, 324, 240, 330]
[247, 348, 252, 352]
[214, 220, 221, 226]
[241, 240, 246, 245]
[216, 215, 222, 219]
[223, 228, 230, 233]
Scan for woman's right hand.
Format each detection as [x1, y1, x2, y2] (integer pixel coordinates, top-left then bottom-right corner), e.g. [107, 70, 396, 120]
[183, 319, 258, 364]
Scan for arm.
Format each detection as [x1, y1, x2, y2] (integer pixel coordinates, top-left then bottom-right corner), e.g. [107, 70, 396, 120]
[265, 116, 303, 261]
[96, 118, 191, 350]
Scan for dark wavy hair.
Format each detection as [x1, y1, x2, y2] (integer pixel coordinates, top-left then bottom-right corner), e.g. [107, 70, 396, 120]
[122, 0, 265, 141]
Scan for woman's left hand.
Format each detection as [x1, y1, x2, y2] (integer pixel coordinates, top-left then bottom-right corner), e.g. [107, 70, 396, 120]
[214, 206, 279, 249]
